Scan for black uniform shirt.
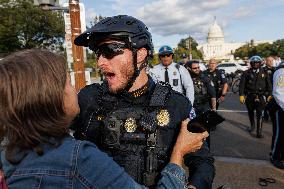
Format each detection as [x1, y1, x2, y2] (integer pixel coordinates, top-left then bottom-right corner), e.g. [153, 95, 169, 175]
[239, 68, 272, 96]
[263, 66, 276, 85]
[191, 74, 216, 106]
[71, 76, 215, 187]
[203, 69, 227, 95]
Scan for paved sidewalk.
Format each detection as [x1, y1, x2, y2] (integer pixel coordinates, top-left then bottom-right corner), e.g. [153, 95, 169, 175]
[213, 156, 284, 189]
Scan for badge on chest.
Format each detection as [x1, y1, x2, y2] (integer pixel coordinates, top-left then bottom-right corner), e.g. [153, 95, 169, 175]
[102, 108, 170, 135]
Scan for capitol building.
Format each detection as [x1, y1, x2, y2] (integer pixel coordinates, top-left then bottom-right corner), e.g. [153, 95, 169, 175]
[197, 19, 273, 61]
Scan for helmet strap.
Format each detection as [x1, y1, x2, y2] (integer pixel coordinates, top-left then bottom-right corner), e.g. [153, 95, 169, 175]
[123, 49, 140, 92]
[122, 48, 148, 92]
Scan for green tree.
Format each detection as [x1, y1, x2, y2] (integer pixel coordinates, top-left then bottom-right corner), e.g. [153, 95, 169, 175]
[234, 39, 284, 59]
[271, 39, 284, 58]
[178, 36, 199, 50]
[234, 44, 250, 58]
[0, 0, 64, 54]
[148, 53, 159, 66]
[175, 36, 203, 62]
[254, 43, 272, 57]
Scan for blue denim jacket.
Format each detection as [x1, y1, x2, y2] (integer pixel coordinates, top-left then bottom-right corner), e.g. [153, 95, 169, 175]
[1, 137, 187, 189]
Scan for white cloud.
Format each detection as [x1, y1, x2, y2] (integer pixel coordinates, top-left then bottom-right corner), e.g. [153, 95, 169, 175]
[85, 8, 98, 23]
[233, 7, 253, 19]
[135, 0, 230, 39]
[78, 0, 284, 48]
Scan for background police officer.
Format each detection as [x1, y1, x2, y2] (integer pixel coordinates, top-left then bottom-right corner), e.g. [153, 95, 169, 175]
[149, 45, 195, 104]
[239, 55, 272, 138]
[203, 59, 228, 109]
[270, 61, 284, 169]
[186, 60, 217, 149]
[178, 53, 188, 66]
[263, 56, 276, 121]
[72, 15, 214, 189]
[185, 60, 216, 114]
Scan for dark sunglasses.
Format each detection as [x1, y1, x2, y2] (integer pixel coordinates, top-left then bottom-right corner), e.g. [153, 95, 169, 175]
[160, 54, 172, 58]
[191, 67, 200, 70]
[95, 42, 128, 59]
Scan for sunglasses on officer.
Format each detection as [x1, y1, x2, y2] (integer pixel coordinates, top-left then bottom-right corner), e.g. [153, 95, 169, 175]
[191, 66, 200, 70]
[251, 61, 261, 64]
[95, 42, 129, 59]
[159, 54, 172, 58]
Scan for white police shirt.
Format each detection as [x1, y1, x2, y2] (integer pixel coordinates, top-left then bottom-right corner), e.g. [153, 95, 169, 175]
[273, 62, 284, 110]
[149, 62, 195, 104]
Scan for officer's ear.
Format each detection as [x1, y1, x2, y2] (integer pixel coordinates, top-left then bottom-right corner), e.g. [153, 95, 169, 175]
[137, 48, 147, 64]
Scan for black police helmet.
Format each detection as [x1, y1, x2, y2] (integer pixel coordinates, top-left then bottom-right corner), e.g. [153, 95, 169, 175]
[75, 15, 154, 57]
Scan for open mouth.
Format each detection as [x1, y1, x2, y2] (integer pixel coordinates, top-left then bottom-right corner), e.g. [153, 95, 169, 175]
[104, 71, 116, 81]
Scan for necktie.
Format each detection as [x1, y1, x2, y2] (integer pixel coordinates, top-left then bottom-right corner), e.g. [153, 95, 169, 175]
[165, 67, 169, 83]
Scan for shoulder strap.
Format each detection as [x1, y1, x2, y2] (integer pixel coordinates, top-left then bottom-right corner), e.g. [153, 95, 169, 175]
[175, 64, 183, 84]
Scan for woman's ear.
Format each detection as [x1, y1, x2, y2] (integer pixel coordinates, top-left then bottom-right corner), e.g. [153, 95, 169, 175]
[137, 48, 148, 63]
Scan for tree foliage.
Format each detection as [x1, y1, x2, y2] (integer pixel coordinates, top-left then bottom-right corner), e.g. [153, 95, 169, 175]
[234, 39, 284, 59]
[0, 0, 65, 54]
[271, 39, 284, 59]
[175, 36, 203, 62]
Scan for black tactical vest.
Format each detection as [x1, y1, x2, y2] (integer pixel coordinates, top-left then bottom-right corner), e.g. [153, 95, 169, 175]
[78, 81, 175, 187]
[193, 77, 209, 105]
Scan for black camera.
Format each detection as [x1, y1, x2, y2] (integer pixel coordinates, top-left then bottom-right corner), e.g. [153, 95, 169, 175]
[187, 110, 225, 133]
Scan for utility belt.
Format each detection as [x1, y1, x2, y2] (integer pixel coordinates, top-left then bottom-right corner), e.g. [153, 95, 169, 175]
[246, 92, 265, 97]
[246, 93, 266, 103]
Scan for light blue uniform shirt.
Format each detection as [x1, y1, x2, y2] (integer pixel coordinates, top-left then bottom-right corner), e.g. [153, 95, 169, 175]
[149, 62, 195, 104]
[273, 62, 284, 110]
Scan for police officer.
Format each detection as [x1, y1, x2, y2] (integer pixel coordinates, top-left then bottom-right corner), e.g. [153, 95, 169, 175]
[149, 45, 195, 104]
[263, 56, 276, 121]
[185, 60, 216, 114]
[239, 55, 272, 138]
[203, 59, 228, 109]
[178, 53, 188, 66]
[270, 61, 284, 169]
[186, 60, 217, 149]
[71, 15, 214, 189]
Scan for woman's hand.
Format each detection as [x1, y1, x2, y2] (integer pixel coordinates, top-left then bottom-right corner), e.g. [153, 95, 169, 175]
[170, 119, 209, 166]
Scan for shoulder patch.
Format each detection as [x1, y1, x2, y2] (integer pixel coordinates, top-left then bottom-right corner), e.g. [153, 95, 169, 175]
[276, 74, 284, 88]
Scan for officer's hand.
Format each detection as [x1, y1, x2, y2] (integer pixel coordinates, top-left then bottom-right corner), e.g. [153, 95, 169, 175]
[267, 95, 273, 102]
[170, 119, 208, 166]
[219, 95, 225, 102]
[239, 96, 245, 104]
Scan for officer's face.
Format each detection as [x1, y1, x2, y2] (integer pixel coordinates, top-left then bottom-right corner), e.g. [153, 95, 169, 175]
[160, 54, 173, 66]
[97, 40, 135, 93]
[191, 63, 200, 75]
[251, 61, 261, 69]
[209, 61, 217, 71]
[266, 57, 274, 68]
